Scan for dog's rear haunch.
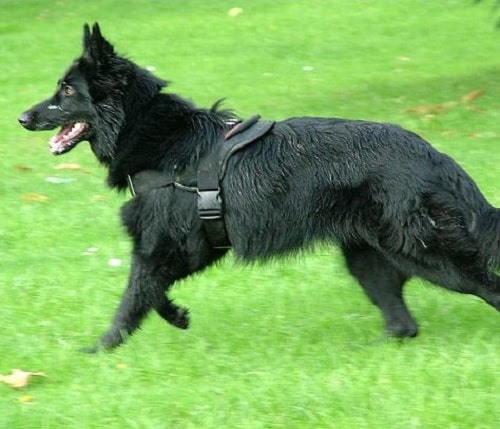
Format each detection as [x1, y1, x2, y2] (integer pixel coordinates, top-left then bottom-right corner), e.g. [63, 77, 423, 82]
[19, 23, 500, 352]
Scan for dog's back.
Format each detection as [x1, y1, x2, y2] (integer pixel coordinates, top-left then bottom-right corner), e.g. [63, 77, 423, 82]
[224, 118, 495, 261]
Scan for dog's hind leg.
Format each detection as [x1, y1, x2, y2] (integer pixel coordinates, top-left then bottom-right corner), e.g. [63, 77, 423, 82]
[342, 245, 418, 338]
[415, 255, 500, 312]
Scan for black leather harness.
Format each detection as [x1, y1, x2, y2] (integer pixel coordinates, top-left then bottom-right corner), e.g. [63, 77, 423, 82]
[127, 115, 275, 249]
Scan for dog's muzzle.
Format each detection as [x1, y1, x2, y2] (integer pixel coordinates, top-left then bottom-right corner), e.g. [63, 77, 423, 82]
[18, 111, 37, 130]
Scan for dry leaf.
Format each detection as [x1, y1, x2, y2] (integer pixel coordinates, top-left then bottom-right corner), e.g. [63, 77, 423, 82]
[14, 165, 32, 172]
[405, 101, 457, 115]
[54, 162, 81, 170]
[0, 369, 46, 389]
[461, 89, 484, 103]
[21, 193, 49, 203]
[405, 88, 484, 116]
[19, 395, 34, 403]
[228, 7, 243, 17]
[441, 130, 457, 137]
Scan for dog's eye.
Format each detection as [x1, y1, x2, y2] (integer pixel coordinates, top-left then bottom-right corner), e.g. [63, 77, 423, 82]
[63, 85, 76, 96]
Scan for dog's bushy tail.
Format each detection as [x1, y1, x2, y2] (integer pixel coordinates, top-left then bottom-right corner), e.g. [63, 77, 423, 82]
[478, 208, 500, 269]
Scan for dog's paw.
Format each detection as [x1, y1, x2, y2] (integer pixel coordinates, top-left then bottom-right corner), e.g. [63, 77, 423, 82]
[386, 321, 419, 338]
[79, 329, 128, 353]
[170, 308, 190, 329]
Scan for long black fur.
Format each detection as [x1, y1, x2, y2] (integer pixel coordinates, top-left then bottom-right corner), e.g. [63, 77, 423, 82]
[19, 23, 500, 351]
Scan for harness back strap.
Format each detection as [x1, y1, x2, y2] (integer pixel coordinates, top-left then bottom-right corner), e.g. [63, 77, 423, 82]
[197, 115, 275, 249]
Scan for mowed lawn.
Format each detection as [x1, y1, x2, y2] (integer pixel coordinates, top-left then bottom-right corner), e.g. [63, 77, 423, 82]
[1, 1, 499, 428]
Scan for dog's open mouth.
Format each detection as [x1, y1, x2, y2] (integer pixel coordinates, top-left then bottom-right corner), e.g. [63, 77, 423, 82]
[49, 122, 89, 155]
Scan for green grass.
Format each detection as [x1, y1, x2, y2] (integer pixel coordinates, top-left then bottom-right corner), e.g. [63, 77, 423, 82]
[1, 0, 500, 427]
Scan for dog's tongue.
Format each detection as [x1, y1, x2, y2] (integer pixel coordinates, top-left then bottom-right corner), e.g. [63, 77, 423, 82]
[49, 122, 87, 154]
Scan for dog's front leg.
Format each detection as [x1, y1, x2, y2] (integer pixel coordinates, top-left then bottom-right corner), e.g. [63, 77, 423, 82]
[82, 251, 187, 353]
[155, 296, 190, 329]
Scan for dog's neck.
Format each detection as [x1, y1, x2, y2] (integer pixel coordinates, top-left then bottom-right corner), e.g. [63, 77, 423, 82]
[104, 91, 234, 191]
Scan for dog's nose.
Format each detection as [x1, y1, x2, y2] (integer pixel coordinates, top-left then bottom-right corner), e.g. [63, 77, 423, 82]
[18, 111, 32, 127]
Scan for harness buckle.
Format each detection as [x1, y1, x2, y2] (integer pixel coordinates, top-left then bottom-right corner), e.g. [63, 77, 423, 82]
[198, 189, 223, 220]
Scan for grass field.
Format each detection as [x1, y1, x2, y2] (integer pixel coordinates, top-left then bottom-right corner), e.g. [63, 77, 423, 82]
[1, 1, 500, 428]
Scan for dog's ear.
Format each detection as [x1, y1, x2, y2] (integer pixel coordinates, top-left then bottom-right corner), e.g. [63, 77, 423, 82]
[82, 22, 115, 64]
[83, 23, 91, 49]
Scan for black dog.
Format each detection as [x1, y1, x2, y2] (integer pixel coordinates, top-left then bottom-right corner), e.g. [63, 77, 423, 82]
[19, 23, 500, 351]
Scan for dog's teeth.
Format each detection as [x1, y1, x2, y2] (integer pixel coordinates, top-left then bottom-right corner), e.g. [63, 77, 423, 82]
[48, 122, 87, 154]
[65, 122, 85, 139]
[49, 141, 63, 153]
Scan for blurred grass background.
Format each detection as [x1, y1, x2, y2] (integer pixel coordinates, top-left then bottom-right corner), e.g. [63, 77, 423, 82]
[1, 1, 499, 428]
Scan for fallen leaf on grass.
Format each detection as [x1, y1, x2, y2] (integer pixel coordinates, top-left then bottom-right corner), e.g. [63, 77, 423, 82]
[461, 89, 484, 103]
[21, 193, 49, 203]
[0, 369, 46, 389]
[18, 395, 34, 403]
[405, 101, 457, 115]
[228, 7, 243, 17]
[405, 89, 485, 116]
[441, 130, 457, 137]
[54, 162, 82, 170]
[14, 165, 33, 172]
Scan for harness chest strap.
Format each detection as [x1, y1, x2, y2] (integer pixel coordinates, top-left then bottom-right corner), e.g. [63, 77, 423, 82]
[127, 115, 275, 249]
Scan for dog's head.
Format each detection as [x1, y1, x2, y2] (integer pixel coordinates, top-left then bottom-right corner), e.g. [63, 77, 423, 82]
[19, 23, 166, 163]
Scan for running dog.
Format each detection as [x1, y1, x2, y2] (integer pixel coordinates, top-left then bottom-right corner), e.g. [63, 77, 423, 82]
[19, 23, 500, 351]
